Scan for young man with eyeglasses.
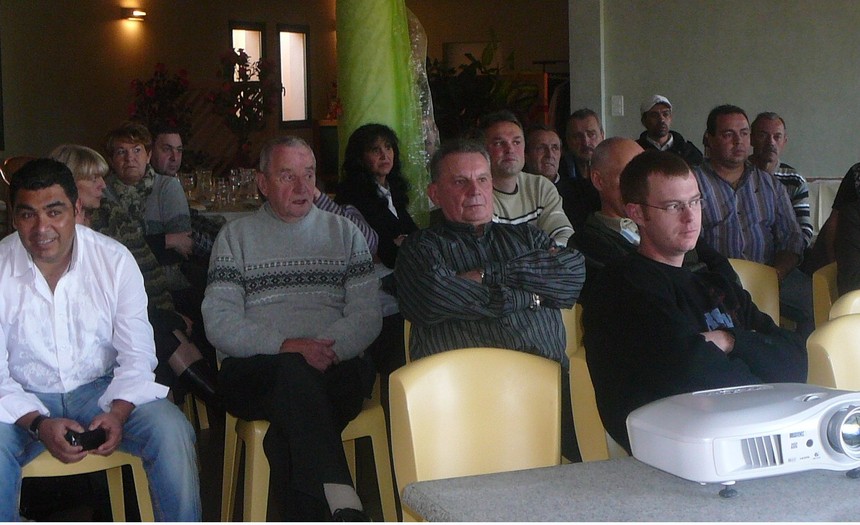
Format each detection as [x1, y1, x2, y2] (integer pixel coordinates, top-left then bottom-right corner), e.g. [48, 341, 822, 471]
[582, 150, 807, 453]
[572, 138, 735, 307]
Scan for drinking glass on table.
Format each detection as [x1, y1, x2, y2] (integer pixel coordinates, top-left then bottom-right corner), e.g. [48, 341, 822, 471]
[196, 169, 214, 206]
[229, 169, 243, 206]
[240, 168, 258, 203]
[214, 177, 231, 210]
[179, 172, 196, 200]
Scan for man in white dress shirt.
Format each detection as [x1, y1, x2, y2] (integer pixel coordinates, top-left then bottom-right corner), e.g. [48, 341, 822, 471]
[0, 159, 200, 521]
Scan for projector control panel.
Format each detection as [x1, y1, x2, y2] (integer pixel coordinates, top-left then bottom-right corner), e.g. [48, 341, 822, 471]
[781, 423, 827, 464]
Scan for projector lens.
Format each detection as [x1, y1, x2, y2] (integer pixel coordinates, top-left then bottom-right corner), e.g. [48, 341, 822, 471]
[843, 413, 860, 448]
[828, 406, 860, 459]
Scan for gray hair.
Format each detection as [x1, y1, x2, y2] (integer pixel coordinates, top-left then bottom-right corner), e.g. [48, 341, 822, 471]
[258, 136, 315, 174]
[429, 139, 491, 182]
[751, 111, 787, 133]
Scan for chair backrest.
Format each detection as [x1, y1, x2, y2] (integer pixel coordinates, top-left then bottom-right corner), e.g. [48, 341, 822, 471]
[562, 303, 611, 462]
[813, 261, 839, 327]
[829, 289, 860, 320]
[389, 347, 561, 494]
[561, 304, 583, 359]
[2, 156, 37, 235]
[728, 258, 780, 322]
[2, 156, 36, 181]
[807, 313, 860, 390]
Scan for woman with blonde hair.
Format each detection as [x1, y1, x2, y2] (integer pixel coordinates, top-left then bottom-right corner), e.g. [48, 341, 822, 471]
[48, 144, 107, 225]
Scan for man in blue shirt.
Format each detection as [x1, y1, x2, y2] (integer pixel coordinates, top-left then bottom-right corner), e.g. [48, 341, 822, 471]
[694, 105, 812, 335]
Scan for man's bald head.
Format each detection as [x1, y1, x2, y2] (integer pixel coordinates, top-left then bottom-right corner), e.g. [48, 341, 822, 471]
[590, 137, 644, 218]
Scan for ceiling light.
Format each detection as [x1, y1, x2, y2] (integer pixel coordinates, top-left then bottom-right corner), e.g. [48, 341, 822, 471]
[122, 8, 147, 21]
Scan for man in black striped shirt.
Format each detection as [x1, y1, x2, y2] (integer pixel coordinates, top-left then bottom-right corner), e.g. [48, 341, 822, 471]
[395, 138, 585, 460]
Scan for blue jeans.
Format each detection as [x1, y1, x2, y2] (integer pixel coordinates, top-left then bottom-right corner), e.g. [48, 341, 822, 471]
[0, 377, 201, 521]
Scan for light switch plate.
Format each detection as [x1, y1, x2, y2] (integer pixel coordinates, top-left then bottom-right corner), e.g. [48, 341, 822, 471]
[611, 95, 624, 116]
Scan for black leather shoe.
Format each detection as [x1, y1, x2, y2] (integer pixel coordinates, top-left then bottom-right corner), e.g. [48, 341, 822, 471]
[179, 359, 222, 409]
[331, 508, 371, 522]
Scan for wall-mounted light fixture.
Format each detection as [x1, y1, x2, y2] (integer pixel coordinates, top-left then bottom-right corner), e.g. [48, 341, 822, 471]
[122, 8, 147, 21]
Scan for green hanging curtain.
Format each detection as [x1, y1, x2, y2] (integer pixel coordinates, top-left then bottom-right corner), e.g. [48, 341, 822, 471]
[336, 0, 432, 225]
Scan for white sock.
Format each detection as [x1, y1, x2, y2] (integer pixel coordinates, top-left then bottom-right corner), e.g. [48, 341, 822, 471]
[323, 483, 363, 514]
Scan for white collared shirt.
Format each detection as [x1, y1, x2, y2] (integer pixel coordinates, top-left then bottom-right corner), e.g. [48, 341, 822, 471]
[376, 182, 399, 218]
[646, 133, 675, 152]
[0, 225, 167, 423]
[594, 212, 641, 245]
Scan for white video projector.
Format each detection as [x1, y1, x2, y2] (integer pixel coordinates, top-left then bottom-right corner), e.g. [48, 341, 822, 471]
[627, 383, 860, 487]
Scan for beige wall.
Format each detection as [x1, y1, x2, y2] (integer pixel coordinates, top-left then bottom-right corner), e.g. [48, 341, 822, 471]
[0, 0, 337, 158]
[569, 0, 859, 179]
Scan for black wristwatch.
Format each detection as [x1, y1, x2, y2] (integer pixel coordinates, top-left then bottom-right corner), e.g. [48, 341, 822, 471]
[28, 414, 48, 441]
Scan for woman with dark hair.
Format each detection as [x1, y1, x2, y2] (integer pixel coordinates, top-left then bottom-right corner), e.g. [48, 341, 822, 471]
[337, 123, 418, 269]
[337, 124, 416, 383]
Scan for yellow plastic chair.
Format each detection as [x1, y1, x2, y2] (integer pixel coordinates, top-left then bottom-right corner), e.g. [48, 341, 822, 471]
[807, 313, 860, 390]
[562, 305, 583, 352]
[828, 289, 860, 320]
[21, 450, 155, 521]
[728, 258, 780, 322]
[220, 378, 397, 522]
[389, 347, 561, 521]
[562, 304, 610, 462]
[180, 393, 209, 431]
[813, 261, 839, 327]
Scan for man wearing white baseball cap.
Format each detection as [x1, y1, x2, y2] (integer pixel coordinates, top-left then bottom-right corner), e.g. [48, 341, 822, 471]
[636, 95, 703, 167]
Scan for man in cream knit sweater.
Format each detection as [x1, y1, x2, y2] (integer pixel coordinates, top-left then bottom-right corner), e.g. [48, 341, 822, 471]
[480, 110, 574, 246]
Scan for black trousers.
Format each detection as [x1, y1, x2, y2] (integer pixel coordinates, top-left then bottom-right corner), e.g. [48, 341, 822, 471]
[561, 370, 582, 463]
[149, 307, 188, 393]
[219, 353, 373, 521]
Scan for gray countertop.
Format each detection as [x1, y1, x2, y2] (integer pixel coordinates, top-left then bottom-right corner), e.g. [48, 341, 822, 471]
[401, 456, 860, 521]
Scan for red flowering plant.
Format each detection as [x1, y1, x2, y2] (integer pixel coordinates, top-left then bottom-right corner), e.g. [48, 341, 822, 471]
[128, 63, 192, 136]
[209, 48, 282, 161]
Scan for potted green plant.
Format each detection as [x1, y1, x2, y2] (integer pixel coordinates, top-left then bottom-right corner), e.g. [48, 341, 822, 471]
[427, 37, 539, 140]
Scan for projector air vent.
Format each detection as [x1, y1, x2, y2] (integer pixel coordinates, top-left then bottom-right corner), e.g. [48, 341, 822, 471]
[742, 434, 783, 468]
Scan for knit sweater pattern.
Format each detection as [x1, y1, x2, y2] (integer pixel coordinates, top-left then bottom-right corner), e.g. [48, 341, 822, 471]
[493, 171, 574, 245]
[203, 204, 381, 362]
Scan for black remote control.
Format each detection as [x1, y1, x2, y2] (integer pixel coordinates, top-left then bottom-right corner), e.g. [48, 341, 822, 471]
[64, 428, 107, 451]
